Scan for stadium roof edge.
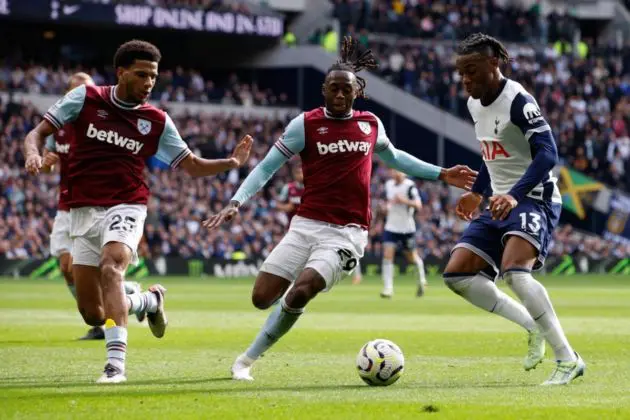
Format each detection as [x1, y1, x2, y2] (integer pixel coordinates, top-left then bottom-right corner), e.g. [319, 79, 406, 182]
[244, 46, 478, 154]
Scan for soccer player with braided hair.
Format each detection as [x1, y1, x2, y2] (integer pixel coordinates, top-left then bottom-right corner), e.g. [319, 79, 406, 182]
[443, 33, 585, 385]
[204, 36, 478, 381]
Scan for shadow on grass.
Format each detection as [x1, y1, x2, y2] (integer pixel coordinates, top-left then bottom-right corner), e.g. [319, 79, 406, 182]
[0, 377, 536, 399]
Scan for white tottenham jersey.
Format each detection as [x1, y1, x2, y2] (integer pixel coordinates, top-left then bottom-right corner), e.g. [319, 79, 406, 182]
[384, 178, 420, 233]
[468, 79, 562, 203]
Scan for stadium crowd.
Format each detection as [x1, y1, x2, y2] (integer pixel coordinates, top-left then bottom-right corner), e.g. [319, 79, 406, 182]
[0, 65, 291, 107]
[331, 0, 576, 44]
[2, 99, 627, 262]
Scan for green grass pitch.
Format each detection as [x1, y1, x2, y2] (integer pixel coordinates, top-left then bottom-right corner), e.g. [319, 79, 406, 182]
[1, 274, 630, 419]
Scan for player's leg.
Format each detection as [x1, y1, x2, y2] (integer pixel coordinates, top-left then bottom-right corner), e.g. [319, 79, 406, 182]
[402, 236, 427, 297]
[501, 236, 584, 384]
[381, 238, 396, 298]
[443, 245, 543, 370]
[352, 260, 362, 284]
[97, 205, 163, 384]
[232, 227, 310, 380]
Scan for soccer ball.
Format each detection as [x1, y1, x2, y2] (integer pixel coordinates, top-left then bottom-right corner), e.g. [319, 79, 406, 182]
[356, 339, 404, 386]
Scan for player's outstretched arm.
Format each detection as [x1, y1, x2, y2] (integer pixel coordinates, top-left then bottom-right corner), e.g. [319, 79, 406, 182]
[377, 144, 477, 190]
[24, 120, 58, 175]
[201, 146, 291, 231]
[178, 135, 253, 178]
[202, 113, 306, 231]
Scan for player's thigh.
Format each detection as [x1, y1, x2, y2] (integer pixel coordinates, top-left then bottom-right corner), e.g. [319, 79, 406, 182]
[285, 268, 327, 308]
[499, 199, 559, 272]
[58, 252, 73, 285]
[101, 204, 147, 270]
[251, 272, 292, 310]
[306, 225, 367, 291]
[501, 236, 538, 271]
[448, 211, 500, 274]
[259, 228, 311, 285]
[444, 247, 489, 274]
[51, 210, 73, 257]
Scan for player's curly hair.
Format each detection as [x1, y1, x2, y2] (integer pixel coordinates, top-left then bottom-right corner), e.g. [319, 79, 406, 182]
[457, 33, 510, 64]
[113, 40, 162, 69]
[327, 36, 378, 99]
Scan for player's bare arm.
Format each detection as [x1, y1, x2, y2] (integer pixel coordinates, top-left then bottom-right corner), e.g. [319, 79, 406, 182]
[455, 192, 483, 221]
[41, 150, 60, 173]
[178, 134, 253, 177]
[392, 194, 421, 210]
[24, 120, 59, 175]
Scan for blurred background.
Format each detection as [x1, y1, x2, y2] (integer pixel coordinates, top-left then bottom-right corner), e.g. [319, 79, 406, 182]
[1, 0, 629, 279]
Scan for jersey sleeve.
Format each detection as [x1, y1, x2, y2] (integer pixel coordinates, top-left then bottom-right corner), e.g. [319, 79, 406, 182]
[44, 135, 56, 152]
[409, 183, 420, 201]
[44, 85, 87, 129]
[232, 114, 305, 206]
[273, 113, 306, 159]
[278, 184, 289, 202]
[509, 92, 551, 141]
[374, 115, 391, 152]
[155, 113, 192, 168]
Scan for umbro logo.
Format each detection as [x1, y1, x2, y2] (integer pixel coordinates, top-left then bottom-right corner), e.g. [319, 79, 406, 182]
[317, 127, 328, 135]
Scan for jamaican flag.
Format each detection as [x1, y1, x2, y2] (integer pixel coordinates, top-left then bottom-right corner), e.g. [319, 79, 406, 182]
[558, 167, 604, 219]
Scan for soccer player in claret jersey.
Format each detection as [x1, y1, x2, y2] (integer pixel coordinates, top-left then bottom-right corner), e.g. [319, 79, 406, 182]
[443, 33, 585, 385]
[380, 169, 427, 298]
[41, 72, 144, 341]
[24, 40, 253, 383]
[203, 37, 477, 381]
[275, 163, 304, 223]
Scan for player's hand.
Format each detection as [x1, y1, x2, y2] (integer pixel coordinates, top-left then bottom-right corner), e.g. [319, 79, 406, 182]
[202, 202, 240, 231]
[25, 153, 43, 175]
[42, 152, 59, 171]
[489, 194, 518, 220]
[439, 165, 477, 191]
[456, 192, 483, 221]
[230, 135, 253, 168]
[392, 194, 405, 204]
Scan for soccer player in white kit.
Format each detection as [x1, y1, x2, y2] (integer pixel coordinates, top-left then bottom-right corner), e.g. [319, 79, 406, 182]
[444, 33, 585, 385]
[381, 169, 427, 298]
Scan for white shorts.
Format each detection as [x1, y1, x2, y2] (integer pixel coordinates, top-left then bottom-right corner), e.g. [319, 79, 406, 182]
[260, 216, 368, 291]
[69, 204, 147, 267]
[50, 210, 72, 257]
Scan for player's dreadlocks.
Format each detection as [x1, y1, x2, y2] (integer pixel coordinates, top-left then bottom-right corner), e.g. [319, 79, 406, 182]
[327, 36, 378, 99]
[457, 33, 510, 64]
[114, 40, 162, 69]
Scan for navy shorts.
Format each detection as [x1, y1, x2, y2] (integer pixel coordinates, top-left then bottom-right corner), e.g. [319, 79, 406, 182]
[382, 230, 416, 251]
[454, 198, 561, 275]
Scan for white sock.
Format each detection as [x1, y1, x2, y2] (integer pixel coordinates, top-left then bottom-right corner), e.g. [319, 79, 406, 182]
[104, 324, 127, 372]
[505, 270, 576, 362]
[382, 260, 394, 293]
[444, 273, 536, 331]
[413, 254, 426, 285]
[127, 291, 159, 315]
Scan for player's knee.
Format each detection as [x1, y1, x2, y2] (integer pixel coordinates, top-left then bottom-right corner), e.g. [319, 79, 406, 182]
[286, 279, 323, 308]
[442, 273, 469, 294]
[99, 258, 123, 288]
[79, 305, 105, 327]
[251, 289, 275, 310]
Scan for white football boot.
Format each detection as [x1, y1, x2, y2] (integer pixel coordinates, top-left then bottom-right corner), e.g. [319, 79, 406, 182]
[231, 353, 255, 381]
[96, 363, 127, 384]
[523, 327, 546, 371]
[542, 352, 586, 386]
